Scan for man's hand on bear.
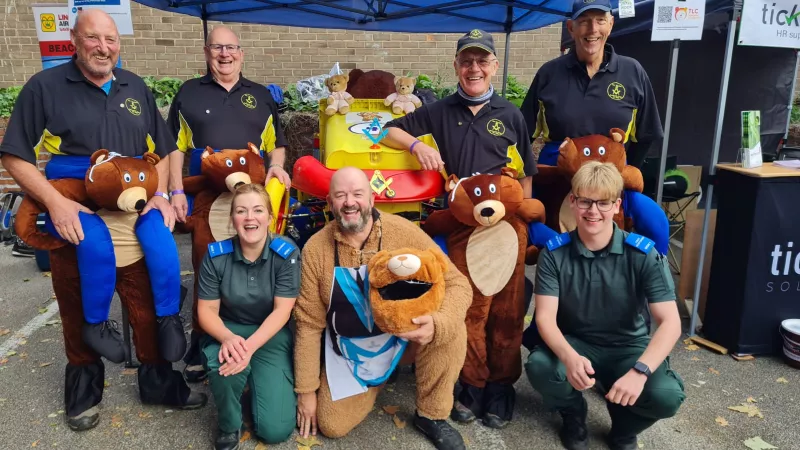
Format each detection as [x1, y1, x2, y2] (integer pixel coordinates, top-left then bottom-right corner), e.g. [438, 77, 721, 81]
[266, 165, 291, 189]
[47, 196, 95, 245]
[142, 195, 176, 231]
[395, 315, 435, 345]
[170, 193, 188, 223]
[412, 143, 445, 172]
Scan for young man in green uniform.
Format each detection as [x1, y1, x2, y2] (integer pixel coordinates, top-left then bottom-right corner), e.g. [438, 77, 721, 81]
[525, 161, 685, 450]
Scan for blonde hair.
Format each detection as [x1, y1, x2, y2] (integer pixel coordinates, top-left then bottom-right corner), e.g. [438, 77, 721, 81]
[571, 161, 624, 200]
[230, 183, 272, 217]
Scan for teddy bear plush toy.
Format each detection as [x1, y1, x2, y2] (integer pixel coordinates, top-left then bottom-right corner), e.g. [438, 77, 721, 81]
[14, 149, 185, 363]
[422, 168, 546, 428]
[325, 74, 355, 116]
[367, 247, 448, 335]
[384, 76, 423, 115]
[531, 128, 669, 254]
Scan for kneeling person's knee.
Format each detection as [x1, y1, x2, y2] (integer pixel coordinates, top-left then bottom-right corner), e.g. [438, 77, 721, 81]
[254, 419, 294, 444]
[525, 347, 562, 389]
[644, 386, 685, 419]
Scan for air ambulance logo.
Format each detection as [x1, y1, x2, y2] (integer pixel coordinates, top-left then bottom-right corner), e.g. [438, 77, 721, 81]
[41, 13, 56, 32]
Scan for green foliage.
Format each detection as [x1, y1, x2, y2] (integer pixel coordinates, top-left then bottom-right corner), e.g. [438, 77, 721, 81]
[501, 75, 528, 107]
[0, 86, 23, 118]
[283, 83, 318, 112]
[142, 76, 184, 108]
[415, 73, 455, 100]
[792, 96, 800, 124]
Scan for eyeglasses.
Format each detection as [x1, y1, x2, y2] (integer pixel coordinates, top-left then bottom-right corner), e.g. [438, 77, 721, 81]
[573, 195, 616, 212]
[75, 33, 119, 46]
[206, 44, 241, 54]
[457, 57, 496, 68]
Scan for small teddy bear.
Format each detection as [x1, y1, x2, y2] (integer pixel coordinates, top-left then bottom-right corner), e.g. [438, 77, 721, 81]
[325, 74, 355, 116]
[384, 76, 423, 115]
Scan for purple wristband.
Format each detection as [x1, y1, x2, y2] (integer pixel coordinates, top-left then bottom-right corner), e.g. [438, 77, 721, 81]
[409, 139, 422, 155]
[170, 189, 185, 196]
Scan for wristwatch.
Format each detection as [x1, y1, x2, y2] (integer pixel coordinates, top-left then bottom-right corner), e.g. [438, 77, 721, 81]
[154, 191, 169, 201]
[633, 361, 652, 377]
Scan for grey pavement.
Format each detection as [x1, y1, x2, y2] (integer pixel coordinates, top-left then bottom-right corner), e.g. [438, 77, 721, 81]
[0, 234, 799, 449]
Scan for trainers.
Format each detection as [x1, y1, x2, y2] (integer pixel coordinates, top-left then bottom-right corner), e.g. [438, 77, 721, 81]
[559, 398, 589, 450]
[184, 364, 207, 383]
[82, 321, 128, 364]
[11, 236, 34, 257]
[214, 428, 240, 450]
[414, 412, 466, 450]
[66, 406, 100, 432]
[450, 400, 476, 424]
[157, 314, 187, 362]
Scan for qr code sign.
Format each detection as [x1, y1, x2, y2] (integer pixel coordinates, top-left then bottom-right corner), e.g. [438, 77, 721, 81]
[657, 6, 672, 23]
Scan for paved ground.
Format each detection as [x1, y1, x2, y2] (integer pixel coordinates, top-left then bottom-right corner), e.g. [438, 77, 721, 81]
[0, 234, 799, 450]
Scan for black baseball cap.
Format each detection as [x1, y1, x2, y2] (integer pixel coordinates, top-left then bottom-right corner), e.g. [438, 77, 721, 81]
[456, 29, 496, 56]
[571, 0, 612, 20]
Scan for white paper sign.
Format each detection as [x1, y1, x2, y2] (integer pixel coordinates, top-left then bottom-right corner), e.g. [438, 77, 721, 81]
[739, 0, 800, 49]
[619, 0, 636, 18]
[31, 4, 73, 70]
[651, 0, 706, 41]
[68, 0, 133, 35]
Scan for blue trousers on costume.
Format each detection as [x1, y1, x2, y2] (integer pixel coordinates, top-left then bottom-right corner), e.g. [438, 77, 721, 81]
[43, 155, 180, 324]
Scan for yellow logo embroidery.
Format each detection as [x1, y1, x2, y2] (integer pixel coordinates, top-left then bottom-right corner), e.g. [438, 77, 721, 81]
[40, 13, 56, 32]
[241, 93, 257, 109]
[486, 118, 506, 136]
[469, 29, 483, 39]
[125, 98, 141, 116]
[607, 82, 626, 101]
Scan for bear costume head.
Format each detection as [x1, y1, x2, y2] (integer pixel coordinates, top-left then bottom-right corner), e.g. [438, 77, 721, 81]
[86, 149, 160, 213]
[557, 128, 643, 193]
[368, 247, 448, 334]
[199, 142, 267, 193]
[347, 69, 397, 99]
[445, 168, 523, 227]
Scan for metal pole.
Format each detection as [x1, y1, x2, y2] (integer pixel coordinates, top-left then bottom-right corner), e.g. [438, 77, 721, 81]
[502, 30, 511, 96]
[688, 7, 739, 336]
[783, 50, 800, 142]
[656, 39, 680, 205]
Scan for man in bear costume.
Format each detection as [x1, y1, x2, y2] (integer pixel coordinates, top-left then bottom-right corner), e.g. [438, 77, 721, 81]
[423, 169, 546, 429]
[0, 9, 206, 431]
[294, 167, 472, 450]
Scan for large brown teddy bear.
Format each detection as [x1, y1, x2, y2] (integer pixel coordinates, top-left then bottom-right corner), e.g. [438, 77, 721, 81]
[15, 149, 185, 363]
[367, 247, 448, 335]
[176, 143, 267, 379]
[422, 168, 546, 428]
[325, 74, 355, 116]
[346, 69, 397, 99]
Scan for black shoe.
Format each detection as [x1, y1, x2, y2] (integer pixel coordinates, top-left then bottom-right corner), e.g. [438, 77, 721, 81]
[11, 236, 34, 257]
[414, 412, 466, 450]
[177, 391, 208, 410]
[607, 432, 639, 450]
[157, 314, 187, 362]
[481, 413, 510, 429]
[66, 406, 100, 432]
[82, 321, 127, 364]
[450, 400, 476, 424]
[183, 364, 207, 383]
[215, 429, 240, 450]
[559, 398, 589, 450]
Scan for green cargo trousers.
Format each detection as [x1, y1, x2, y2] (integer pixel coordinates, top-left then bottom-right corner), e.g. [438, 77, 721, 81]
[202, 323, 296, 444]
[525, 335, 685, 438]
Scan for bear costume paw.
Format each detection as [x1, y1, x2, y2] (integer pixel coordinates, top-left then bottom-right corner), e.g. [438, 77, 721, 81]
[82, 321, 128, 364]
[157, 314, 187, 362]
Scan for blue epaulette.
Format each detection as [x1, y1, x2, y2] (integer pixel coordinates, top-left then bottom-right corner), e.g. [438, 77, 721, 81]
[269, 236, 297, 259]
[546, 232, 571, 252]
[625, 233, 655, 254]
[207, 239, 234, 258]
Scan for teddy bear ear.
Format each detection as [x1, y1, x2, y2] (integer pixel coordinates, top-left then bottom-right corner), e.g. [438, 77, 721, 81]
[610, 128, 625, 143]
[247, 142, 261, 156]
[409, 77, 416, 85]
[143, 152, 160, 166]
[202, 146, 214, 159]
[343, 74, 349, 82]
[500, 167, 517, 179]
[91, 149, 110, 166]
[445, 174, 460, 193]
[394, 75, 401, 85]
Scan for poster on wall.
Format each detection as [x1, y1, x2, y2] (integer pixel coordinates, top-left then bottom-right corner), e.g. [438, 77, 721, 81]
[651, 0, 706, 41]
[32, 4, 75, 70]
[739, 0, 800, 48]
[68, 0, 134, 35]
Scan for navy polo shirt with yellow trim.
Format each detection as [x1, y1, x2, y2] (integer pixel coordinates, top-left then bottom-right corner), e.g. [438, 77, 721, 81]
[520, 45, 663, 168]
[384, 93, 536, 179]
[167, 74, 287, 157]
[0, 56, 174, 165]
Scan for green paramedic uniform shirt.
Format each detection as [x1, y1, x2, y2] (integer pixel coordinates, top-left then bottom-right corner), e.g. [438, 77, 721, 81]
[198, 235, 301, 325]
[534, 225, 675, 346]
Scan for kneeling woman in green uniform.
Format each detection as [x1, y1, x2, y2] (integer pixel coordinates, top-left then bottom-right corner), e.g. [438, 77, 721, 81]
[197, 183, 301, 450]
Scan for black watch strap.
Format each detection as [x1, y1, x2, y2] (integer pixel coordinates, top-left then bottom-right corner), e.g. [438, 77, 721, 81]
[633, 361, 652, 377]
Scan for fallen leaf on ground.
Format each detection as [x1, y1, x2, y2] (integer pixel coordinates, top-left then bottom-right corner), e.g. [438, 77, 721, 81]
[0, 398, 6, 402]
[691, 356, 701, 361]
[683, 338, 692, 345]
[19, 352, 28, 359]
[715, 416, 729, 426]
[44, 320, 60, 326]
[180, 270, 194, 276]
[709, 367, 720, 375]
[110, 414, 123, 428]
[697, 381, 706, 386]
[0, 328, 9, 336]
[31, 440, 39, 447]
[40, 339, 52, 343]
[38, 308, 48, 314]
[776, 377, 788, 384]
[137, 411, 152, 419]
[386, 387, 394, 392]
[685, 344, 700, 351]
[42, 272, 52, 278]
[124, 431, 130, 436]
[524, 315, 532, 325]
[121, 368, 137, 376]
[239, 430, 251, 442]
[638, 442, 644, 449]
[254, 442, 268, 450]
[390, 436, 396, 441]
[23, 279, 30, 282]
[104, 381, 110, 388]
[7, 351, 17, 357]
[19, 340, 26, 346]
[47, 413, 57, 418]
[393, 414, 406, 429]
[728, 404, 764, 418]
[746, 396, 757, 403]
[382, 405, 399, 415]
[743, 436, 777, 450]
[297, 446, 311, 450]
[0, 359, 8, 364]
[295, 435, 322, 447]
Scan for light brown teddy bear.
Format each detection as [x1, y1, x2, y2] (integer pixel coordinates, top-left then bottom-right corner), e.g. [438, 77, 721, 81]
[384, 76, 422, 115]
[367, 247, 447, 335]
[325, 74, 355, 116]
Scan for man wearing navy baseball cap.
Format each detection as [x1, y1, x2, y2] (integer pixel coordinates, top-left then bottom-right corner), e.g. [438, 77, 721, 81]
[520, 0, 663, 170]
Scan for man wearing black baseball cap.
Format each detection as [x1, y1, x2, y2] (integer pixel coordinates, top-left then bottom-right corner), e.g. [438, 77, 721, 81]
[520, 0, 663, 170]
[382, 28, 537, 430]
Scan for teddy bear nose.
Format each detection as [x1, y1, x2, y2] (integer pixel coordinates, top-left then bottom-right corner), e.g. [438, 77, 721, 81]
[480, 207, 495, 217]
[397, 256, 407, 262]
[134, 199, 146, 211]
